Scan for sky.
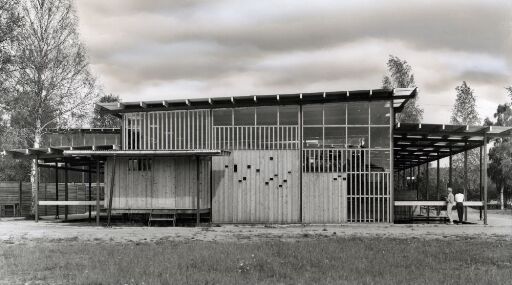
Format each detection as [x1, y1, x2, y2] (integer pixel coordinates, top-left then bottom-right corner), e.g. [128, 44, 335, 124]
[74, 0, 512, 124]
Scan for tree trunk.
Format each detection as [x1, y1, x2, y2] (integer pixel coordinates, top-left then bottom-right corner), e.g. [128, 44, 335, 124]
[30, 120, 41, 216]
[500, 185, 504, 210]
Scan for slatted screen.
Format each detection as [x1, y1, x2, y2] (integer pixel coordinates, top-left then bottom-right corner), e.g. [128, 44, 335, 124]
[212, 126, 299, 150]
[123, 110, 211, 150]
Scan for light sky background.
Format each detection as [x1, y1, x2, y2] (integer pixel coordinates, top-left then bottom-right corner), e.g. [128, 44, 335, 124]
[75, 0, 512, 124]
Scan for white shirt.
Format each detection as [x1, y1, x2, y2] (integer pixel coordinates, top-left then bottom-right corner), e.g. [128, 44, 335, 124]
[454, 193, 464, 203]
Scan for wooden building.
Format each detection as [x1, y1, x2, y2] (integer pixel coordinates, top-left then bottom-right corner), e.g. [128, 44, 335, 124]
[6, 87, 511, 225]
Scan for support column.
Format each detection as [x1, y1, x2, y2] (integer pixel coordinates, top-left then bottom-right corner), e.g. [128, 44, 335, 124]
[483, 136, 488, 225]
[196, 156, 201, 226]
[88, 162, 92, 223]
[448, 151, 453, 188]
[55, 162, 59, 218]
[463, 147, 468, 222]
[436, 158, 440, 200]
[96, 160, 100, 226]
[35, 156, 39, 223]
[479, 146, 483, 220]
[64, 162, 68, 221]
[426, 162, 430, 222]
[107, 156, 116, 227]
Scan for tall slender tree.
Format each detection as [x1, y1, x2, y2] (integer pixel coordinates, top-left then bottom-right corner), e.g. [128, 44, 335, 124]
[382, 55, 423, 123]
[1, 0, 98, 215]
[451, 81, 480, 125]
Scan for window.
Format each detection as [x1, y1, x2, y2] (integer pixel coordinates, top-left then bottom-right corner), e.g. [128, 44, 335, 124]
[324, 127, 346, 148]
[279, 106, 299, 125]
[370, 127, 390, 148]
[128, 158, 152, 171]
[347, 102, 369, 125]
[234, 107, 255, 125]
[324, 103, 346, 125]
[370, 150, 390, 172]
[256, 106, 278, 125]
[347, 127, 368, 148]
[303, 127, 322, 148]
[303, 105, 323, 125]
[213, 109, 233, 126]
[370, 101, 391, 125]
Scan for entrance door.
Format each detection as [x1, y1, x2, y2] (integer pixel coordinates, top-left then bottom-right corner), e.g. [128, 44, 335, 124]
[302, 149, 347, 223]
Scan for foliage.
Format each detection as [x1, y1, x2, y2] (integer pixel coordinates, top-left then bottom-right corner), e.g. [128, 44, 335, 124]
[0, 0, 99, 213]
[450, 81, 480, 125]
[382, 55, 423, 123]
[0, 0, 23, 97]
[90, 94, 120, 128]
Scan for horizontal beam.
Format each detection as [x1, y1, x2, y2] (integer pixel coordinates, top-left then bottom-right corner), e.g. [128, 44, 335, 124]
[38, 201, 105, 206]
[394, 201, 483, 206]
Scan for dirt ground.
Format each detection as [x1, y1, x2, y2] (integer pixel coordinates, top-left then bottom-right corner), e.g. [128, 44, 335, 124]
[0, 209, 510, 244]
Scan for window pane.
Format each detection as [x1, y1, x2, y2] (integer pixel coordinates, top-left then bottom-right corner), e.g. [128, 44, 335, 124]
[279, 105, 298, 125]
[370, 101, 391, 125]
[370, 127, 390, 148]
[347, 102, 369, 125]
[324, 127, 346, 148]
[303, 105, 322, 125]
[213, 109, 232, 126]
[324, 103, 346, 125]
[234, 107, 255, 125]
[256, 106, 277, 125]
[303, 127, 322, 148]
[370, 150, 390, 172]
[347, 127, 368, 148]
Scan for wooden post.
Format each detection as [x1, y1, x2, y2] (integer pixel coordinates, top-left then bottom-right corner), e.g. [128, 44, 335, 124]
[448, 151, 453, 187]
[88, 162, 92, 222]
[55, 162, 59, 218]
[389, 105, 394, 223]
[483, 136, 488, 225]
[96, 160, 100, 226]
[196, 156, 201, 226]
[426, 162, 430, 222]
[107, 156, 116, 227]
[64, 162, 68, 221]
[479, 146, 483, 220]
[18, 181, 22, 216]
[35, 156, 39, 223]
[436, 158, 440, 200]
[463, 147, 468, 222]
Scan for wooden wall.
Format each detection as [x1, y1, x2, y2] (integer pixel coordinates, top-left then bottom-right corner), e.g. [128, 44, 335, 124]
[302, 173, 347, 223]
[104, 157, 210, 210]
[212, 150, 300, 223]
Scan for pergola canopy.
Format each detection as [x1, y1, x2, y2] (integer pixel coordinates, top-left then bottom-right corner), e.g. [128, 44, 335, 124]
[394, 123, 512, 170]
[98, 88, 417, 116]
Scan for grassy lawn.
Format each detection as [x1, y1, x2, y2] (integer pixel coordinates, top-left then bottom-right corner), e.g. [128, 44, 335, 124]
[1, 237, 511, 284]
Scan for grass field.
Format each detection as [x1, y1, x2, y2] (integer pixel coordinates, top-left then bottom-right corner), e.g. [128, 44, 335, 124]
[1, 237, 511, 284]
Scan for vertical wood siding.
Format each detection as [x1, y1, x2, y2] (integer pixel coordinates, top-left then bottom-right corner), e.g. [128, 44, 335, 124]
[123, 110, 211, 150]
[104, 157, 210, 210]
[212, 150, 300, 223]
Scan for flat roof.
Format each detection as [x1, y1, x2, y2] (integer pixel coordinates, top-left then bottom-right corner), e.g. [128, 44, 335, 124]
[2, 145, 229, 165]
[98, 88, 417, 116]
[394, 123, 512, 169]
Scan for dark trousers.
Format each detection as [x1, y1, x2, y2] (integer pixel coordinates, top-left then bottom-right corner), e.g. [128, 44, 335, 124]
[456, 202, 464, 222]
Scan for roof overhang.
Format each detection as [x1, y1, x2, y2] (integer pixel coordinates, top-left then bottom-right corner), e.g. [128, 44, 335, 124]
[394, 123, 512, 170]
[97, 88, 417, 117]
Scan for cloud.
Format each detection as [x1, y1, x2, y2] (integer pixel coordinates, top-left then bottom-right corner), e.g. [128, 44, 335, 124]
[75, 0, 512, 124]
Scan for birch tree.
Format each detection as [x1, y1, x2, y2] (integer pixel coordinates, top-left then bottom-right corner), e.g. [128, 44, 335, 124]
[1, 0, 98, 215]
[382, 55, 423, 123]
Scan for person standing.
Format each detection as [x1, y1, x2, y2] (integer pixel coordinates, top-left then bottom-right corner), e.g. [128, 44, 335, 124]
[446, 187, 455, 225]
[454, 191, 465, 224]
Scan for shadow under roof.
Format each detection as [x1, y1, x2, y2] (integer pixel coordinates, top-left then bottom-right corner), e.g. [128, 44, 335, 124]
[394, 123, 512, 170]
